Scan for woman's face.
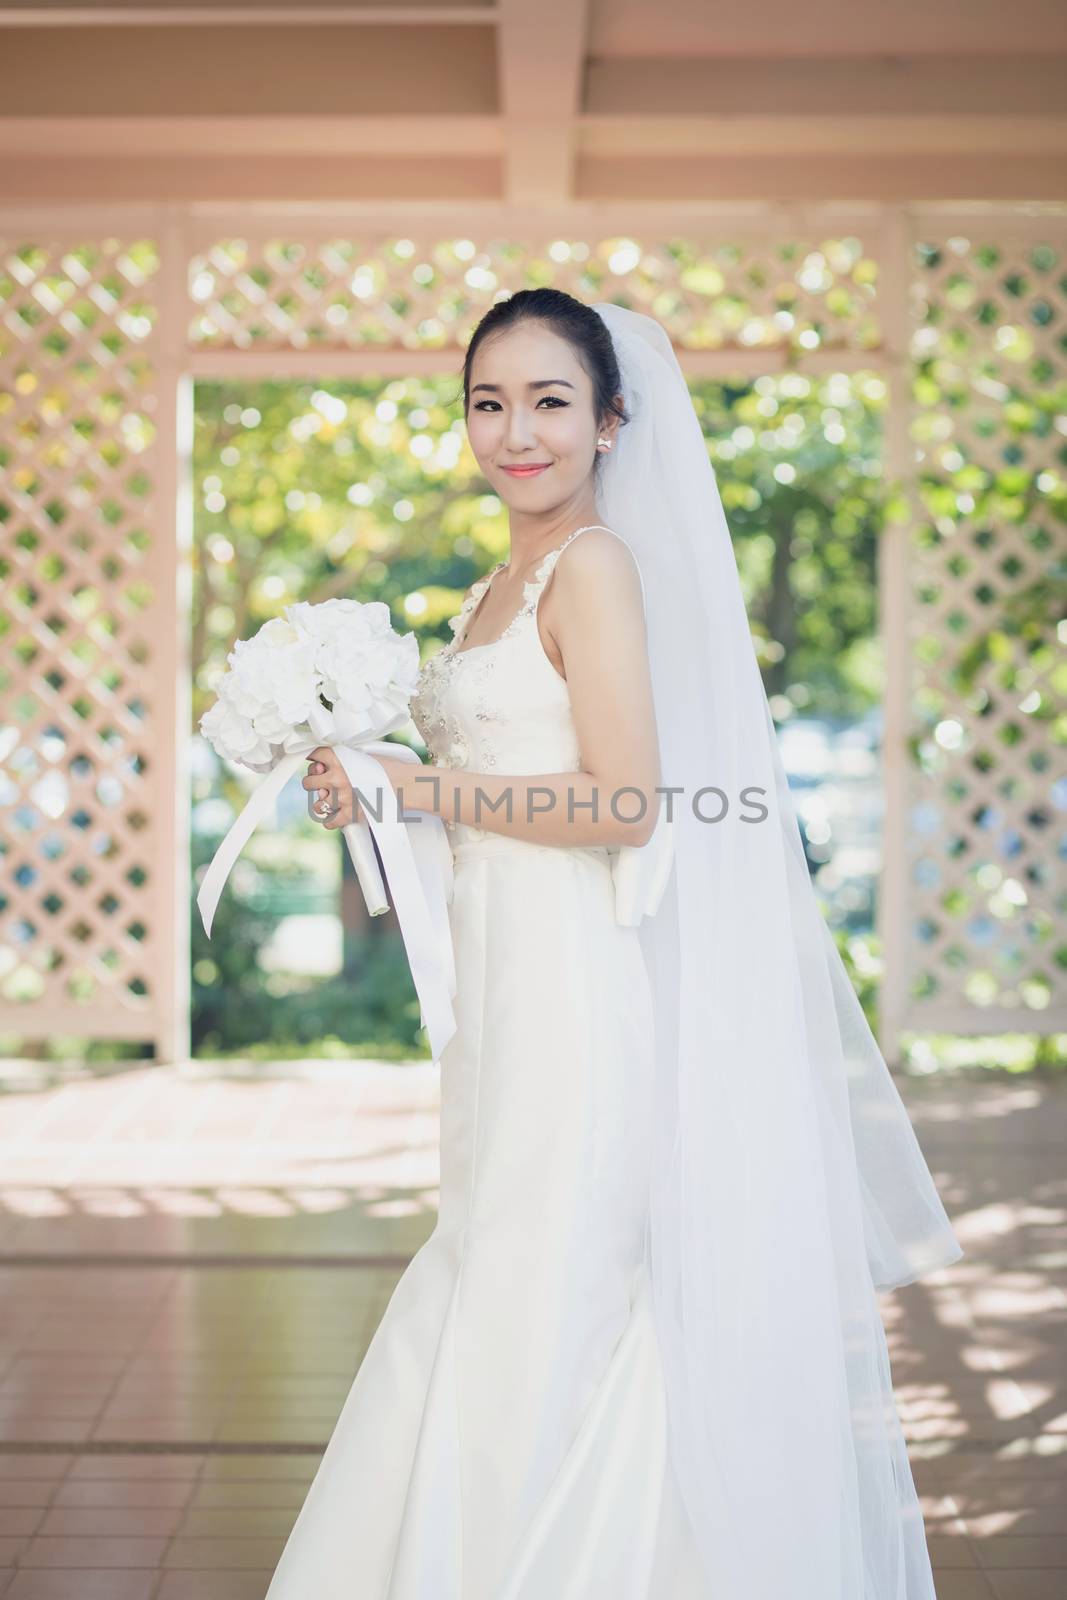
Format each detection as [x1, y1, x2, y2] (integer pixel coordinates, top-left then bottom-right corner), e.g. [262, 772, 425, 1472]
[465, 321, 609, 509]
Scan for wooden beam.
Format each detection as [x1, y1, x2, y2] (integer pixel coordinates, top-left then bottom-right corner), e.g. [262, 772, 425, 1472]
[497, 0, 587, 206]
[0, 23, 498, 115]
[186, 343, 884, 381]
[0, 2, 498, 21]
[586, 55, 1067, 118]
[590, 0, 1067, 59]
[0, 154, 502, 203]
[0, 115, 502, 157]
[580, 115, 1067, 159]
[577, 153, 1067, 204]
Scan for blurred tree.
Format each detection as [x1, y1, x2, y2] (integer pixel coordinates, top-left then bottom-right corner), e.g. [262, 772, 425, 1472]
[193, 371, 890, 720]
[692, 371, 887, 719]
[192, 376, 505, 717]
[189, 369, 888, 1057]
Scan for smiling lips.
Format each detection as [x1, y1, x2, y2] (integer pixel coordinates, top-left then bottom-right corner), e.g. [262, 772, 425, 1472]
[501, 463, 551, 477]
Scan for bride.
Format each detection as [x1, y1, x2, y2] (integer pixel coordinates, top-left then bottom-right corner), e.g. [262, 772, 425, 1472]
[272, 291, 963, 1599]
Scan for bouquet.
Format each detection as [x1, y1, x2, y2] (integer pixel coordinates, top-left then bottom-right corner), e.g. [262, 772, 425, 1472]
[196, 597, 457, 1060]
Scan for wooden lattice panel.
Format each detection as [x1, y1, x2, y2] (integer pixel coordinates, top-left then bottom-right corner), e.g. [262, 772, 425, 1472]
[188, 232, 880, 358]
[901, 226, 1067, 1031]
[0, 235, 169, 1041]
[1, 204, 1062, 1060]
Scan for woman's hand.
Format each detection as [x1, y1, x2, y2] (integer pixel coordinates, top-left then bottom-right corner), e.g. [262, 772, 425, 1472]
[302, 747, 425, 830]
[303, 748, 360, 830]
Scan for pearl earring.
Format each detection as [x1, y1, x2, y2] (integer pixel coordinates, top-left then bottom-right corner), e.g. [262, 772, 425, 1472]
[597, 438, 613, 450]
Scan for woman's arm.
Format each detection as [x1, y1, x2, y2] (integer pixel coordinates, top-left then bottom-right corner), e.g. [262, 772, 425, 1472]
[410, 531, 661, 848]
[306, 531, 662, 848]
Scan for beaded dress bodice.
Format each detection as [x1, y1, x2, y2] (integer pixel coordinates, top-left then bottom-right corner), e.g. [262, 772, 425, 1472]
[409, 525, 617, 845]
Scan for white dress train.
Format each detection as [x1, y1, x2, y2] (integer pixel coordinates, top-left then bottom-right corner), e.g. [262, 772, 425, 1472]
[265, 526, 709, 1597]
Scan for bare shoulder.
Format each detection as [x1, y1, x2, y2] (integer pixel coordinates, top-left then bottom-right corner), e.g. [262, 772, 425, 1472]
[553, 527, 641, 597]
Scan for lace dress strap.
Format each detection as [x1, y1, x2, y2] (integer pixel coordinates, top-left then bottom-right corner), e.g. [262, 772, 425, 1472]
[523, 523, 624, 607]
[447, 561, 507, 643]
[446, 525, 632, 651]
[526, 523, 644, 617]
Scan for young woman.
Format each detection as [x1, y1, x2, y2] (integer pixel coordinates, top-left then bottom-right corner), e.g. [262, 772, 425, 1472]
[272, 290, 963, 1599]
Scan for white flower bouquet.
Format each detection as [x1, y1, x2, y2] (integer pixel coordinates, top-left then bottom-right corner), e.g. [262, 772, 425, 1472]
[196, 597, 457, 1059]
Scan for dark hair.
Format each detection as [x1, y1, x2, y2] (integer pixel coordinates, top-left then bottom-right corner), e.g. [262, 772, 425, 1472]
[460, 289, 629, 455]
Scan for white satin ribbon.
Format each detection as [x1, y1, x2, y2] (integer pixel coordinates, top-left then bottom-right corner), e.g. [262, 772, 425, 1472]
[333, 741, 457, 1049]
[196, 738, 458, 1062]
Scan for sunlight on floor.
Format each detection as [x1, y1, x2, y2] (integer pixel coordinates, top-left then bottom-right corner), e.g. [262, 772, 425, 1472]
[0, 1063, 1063, 1598]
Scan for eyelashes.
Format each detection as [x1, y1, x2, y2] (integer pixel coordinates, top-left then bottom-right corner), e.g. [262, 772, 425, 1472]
[472, 396, 569, 412]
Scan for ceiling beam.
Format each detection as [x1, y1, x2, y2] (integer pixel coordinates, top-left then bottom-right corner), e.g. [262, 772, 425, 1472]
[590, 0, 1067, 59]
[576, 152, 1067, 204]
[0, 23, 497, 115]
[497, 0, 587, 206]
[580, 115, 1067, 159]
[586, 54, 1067, 118]
[0, 115, 501, 157]
[9, 109, 1063, 164]
[0, 153, 501, 203]
[0, 3, 498, 22]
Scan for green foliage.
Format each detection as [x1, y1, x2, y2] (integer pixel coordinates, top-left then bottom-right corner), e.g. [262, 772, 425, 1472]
[690, 371, 887, 718]
[191, 370, 894, 1056]
[193, 370, 891, 725]
[908, 251, 1067, 750]
[830, 925, 881, 1029]
[192, 366, 1061, 1065]
[191, 832, 425, 1060]
[191, 832, 284, 1053]
[192, 376, 508, 720]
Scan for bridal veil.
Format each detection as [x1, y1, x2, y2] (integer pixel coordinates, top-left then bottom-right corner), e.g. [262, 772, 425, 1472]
[589, 301, 963, 1599]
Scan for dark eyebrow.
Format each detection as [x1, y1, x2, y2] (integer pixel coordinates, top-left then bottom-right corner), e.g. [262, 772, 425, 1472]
[470, 379, 576, 395]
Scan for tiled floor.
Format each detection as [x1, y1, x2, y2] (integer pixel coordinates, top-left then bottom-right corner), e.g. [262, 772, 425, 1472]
[0, 1059, 1063, 1598]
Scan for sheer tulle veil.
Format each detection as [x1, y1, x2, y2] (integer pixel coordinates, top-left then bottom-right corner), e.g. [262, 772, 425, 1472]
[589, 301, 964, 1599]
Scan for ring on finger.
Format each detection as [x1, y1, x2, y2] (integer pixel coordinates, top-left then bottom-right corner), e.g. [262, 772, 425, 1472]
[312, 791, 341, 821]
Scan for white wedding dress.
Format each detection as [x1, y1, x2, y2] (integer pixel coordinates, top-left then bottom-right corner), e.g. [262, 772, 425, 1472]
[265, 525, 708, 1597]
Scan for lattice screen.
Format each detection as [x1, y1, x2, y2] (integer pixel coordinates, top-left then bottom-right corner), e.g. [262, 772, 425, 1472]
[1, 211, 1063, 1058]
[0, 234, 173, 1047]
[187, 231, 880, 358]
[892, 222, 1067, 1034]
